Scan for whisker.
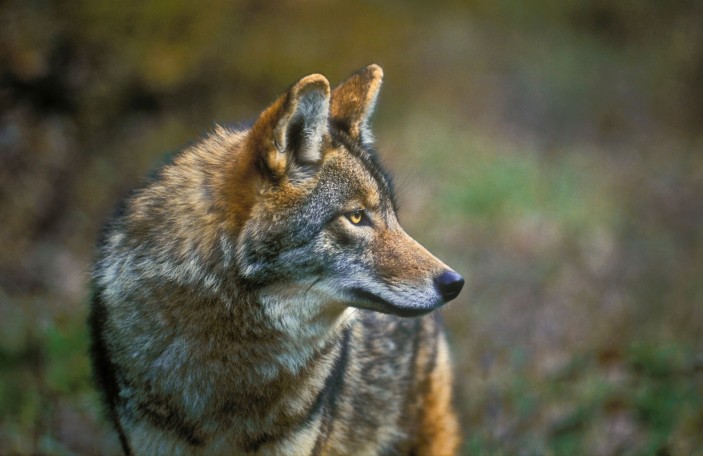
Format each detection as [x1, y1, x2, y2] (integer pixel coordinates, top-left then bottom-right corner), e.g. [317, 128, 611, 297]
[332, 308, 359, 338]
[303, 276, 323, 299]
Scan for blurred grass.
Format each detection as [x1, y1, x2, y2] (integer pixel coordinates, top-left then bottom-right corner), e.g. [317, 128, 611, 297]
[400, 120, 615, 229]
[1, 0, 702, 454]
[387, 112, 703, 455]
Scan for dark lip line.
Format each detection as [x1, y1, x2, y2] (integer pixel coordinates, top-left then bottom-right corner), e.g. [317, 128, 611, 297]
[347, 287, 439, 318]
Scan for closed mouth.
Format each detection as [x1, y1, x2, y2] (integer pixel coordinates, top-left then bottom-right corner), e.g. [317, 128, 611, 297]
[348, 288, 440, 318]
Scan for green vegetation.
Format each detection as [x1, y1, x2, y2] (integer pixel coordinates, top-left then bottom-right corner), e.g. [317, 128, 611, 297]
[1, 1, 701, 454]
[396, 115, 703, 454]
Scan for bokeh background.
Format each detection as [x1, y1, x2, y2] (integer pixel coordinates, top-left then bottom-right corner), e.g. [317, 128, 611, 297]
[1, 1, 702, 454]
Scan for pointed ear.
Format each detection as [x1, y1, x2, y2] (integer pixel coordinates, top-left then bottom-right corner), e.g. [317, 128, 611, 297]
[330, 64, 383, 145]
[249, 74, 331, 180]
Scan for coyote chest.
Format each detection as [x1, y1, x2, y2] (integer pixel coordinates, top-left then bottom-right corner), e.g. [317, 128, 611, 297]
[90, 65, 463, 455]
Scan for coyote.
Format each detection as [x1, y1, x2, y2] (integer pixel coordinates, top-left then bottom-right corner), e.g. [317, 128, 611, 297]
[90, 64, 464, 455]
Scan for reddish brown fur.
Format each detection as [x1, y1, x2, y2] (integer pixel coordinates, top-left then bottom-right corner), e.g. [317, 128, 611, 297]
[331, 64, 383, 140]
[373, 228, 447, 285]
[418, 333, 460, 455]
[219, 130, 262, 235]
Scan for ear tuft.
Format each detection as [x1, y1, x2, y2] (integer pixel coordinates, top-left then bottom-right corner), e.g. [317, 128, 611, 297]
[274, 74, 331, 163]
[250, 73, 331, 180]
[330, 64, 384, 144]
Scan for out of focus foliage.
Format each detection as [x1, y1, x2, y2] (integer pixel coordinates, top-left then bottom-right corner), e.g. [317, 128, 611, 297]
[1, 0, 701, 454]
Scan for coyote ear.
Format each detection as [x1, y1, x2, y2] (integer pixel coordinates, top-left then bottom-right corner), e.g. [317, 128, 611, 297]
[330, 64, 383, 145]
[250, 74, 331, 180]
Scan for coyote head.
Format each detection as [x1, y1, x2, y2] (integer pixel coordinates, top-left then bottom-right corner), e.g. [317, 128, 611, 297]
[235, 65, 463, 317]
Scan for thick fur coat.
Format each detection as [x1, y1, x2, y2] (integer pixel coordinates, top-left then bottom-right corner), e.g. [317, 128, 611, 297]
[90, 65, 464, 455]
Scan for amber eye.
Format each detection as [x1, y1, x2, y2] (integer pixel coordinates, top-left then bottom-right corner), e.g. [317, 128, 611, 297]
[347, 210, 365, 225]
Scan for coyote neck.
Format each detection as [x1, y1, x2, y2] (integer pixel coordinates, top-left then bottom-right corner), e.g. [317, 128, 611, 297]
[240, 285, 356, 382]
[194, 291, 355, 446]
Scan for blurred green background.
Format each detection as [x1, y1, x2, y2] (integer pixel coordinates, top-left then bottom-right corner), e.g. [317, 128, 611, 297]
[1, 0, 702, 454]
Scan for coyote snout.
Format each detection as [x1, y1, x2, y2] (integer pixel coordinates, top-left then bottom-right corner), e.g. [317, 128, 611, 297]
[343, 223, 464, 317]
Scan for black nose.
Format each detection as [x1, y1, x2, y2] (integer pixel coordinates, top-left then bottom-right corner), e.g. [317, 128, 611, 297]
[434, 271, 464, 302]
